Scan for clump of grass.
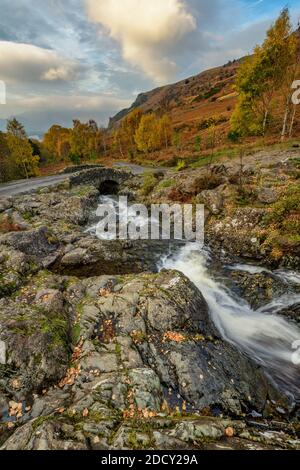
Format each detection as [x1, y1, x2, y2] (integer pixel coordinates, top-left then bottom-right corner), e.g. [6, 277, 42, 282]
[140, 173, 158, 196]
[158, 179, 174, 189]
[264, 185, 300, 225]
[176, 159, 187, 172]
[262, 184, 300, 258]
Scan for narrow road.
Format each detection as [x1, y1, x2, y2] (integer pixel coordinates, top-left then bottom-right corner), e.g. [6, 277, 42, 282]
[0, 162, 166, 197]
[0, 174, 69, 197]
[113, 162, 167, 175]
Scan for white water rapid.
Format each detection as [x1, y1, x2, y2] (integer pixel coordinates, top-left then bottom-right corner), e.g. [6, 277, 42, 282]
[161, 243, 300, 398]
[90, 196, 300, 398]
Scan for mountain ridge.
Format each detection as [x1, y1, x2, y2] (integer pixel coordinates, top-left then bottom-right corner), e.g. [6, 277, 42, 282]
[109, 59, 242, 129]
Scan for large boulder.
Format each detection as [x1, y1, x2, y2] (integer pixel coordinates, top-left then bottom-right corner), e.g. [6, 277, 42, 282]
[257, 187, 279, 205]
[207, 207, 267, 259]
[0, 270, 296, 450]
[197, 188, 224, 215]
[0, 227, 59, 259]
[0, 292, 70, 403]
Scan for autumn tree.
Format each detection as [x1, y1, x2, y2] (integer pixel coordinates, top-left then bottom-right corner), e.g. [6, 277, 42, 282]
[113, 109, 143, 158]
[231, 8, 298, 137]
[135, 113, 160, 153]
[43, 125, 71, 161]
[6, 118, 39, 178]
[70, 119, 102, 161]
[0, 131, 15, 182]
[172, 131, 182, 153]
[157, 114, 173, 149]
[279, 23, 299, 140]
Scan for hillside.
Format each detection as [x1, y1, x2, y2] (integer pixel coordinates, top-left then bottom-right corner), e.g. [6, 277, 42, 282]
[109, 60, 241, 144]
[109, 59, 245, 153]
[108, 37, 300, 166]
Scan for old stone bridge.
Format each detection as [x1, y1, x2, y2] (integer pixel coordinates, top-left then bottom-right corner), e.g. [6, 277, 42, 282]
[69, 167, 131, 194]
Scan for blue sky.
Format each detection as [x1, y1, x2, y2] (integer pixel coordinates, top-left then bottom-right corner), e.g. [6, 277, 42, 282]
[0, 0, 299, 136]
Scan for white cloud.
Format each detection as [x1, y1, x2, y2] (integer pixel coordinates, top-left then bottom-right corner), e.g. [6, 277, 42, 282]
[0, 41, 79, 83]
[86, 0, 196, 84]
[8, 94, 131, 112]
[0, 93, 132, 134]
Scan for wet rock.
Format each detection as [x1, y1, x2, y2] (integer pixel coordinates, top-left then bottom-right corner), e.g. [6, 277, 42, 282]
[61, 248, 88, 266]
[57, 270, 285, 417]
[0, 227, 59, 263]
[0, 393, 8, 419]
[275, 302, 300, 324]
[226, 270, 290, 310]
[56, 237, 171, 277]
[128, 368, 163, 411]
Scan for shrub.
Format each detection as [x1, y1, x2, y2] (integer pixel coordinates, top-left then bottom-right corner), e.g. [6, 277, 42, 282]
[140, 173, 158, 196]
[168, 187, 191, 203]
[69, 153, 81, 165]
[199, 116, 227, 131]
[158, 179, 174, 189]
[176, 159, 187, 172]
[227, 131, 240, 143]
[265, 186, 300, 225]
[262, 185, 300, 258]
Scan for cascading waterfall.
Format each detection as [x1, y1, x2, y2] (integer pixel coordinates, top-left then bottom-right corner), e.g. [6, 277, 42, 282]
[161, 242, 300, 398]
[90, 195, 300, 398]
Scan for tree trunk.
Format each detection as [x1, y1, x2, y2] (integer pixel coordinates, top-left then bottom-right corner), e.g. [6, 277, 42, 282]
[281, 104, 289, 142]
[262, 109, 268, 136]
[289, 105, 296, 138]
[164, 127, 168, 150]
[239, 149, 244, 192]
[23, 161, 28, 179]
[281, 95, 291, 142]
[118, 138, 124, 159]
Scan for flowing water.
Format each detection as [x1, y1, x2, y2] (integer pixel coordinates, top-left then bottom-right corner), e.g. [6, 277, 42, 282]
[90, 195, 300, 399]
[161, 243, 300, 399]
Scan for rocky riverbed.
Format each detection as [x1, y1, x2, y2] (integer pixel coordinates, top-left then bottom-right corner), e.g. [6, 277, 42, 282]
[0, 163, 299, 450]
